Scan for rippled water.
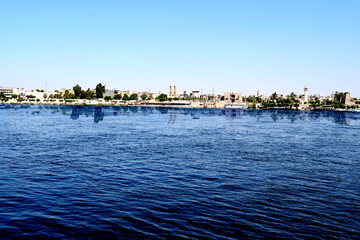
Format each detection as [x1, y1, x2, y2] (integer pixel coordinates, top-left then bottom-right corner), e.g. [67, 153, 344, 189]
[1, 105, 359, 239]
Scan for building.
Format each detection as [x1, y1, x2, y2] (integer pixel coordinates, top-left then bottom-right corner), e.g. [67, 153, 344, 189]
[104, 89, 115, 98]
[58, 89, 75, 95]
[345, 92, 351, 105]
[201, 94, 220, 102]
[113, 89, 135, 98]
[304, 86, 309, 103]
[173, 85, 177, 96]
[0, 87, 25, 98]
[137, 91, 153, 100]
[25, 90, 54, 99]
[191, 90, 200, 98]
[168, 85, 178, 97]
[169, 85, 173, 96]
[224, 91, 243, 103]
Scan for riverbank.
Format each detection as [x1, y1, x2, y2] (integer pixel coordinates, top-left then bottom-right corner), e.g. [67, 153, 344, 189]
[1, 101, 360, 113]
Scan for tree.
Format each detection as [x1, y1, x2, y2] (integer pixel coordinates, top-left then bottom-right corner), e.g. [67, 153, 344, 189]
[73, 84, 82, 98]
[49, 94, 54, 98]
[122, 94, 129, 101]
[140, 94, 148, 100]
[0, 92, 7, 99]
[246, 96, 257, 103]
[63, 90, 70, 99]
[95, 83, 106, 98]
[270, 92, 277, 101]
[43, 93, 48, 99]
[156, 94, 168, 102]
[114, 94, 122, 100]
[54, 92, 63, 99]
[129, 93, 138, 100]
[63, 90, 75, 99]
[289, 92, 297, 101]
[262, 102, 269, 109]
[82, 88, 95, 100]
[11, 94, 18, 99]
[104, 96, 112, 101]
[334, 91, 347, 104]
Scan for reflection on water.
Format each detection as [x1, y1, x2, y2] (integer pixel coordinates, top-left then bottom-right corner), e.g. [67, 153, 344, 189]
[168, 113, 177, 124]
[94, 107, 104, 123]
[1, 104, 359, 125]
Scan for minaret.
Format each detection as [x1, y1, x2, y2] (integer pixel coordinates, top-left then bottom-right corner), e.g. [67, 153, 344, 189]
[304, 86, 309, 103]
[257, 89, 260, 97]
[331, 92, 335, 102]
[174, 85, 177, 96]
[169, 85, 173, 96]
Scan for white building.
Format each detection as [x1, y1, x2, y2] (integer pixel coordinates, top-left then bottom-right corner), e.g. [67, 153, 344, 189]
[0, 87, 25, 98]
[191, 90, 201, 98]
[104, 89, 115, 98]
[304, 86, 309, 103]
[24, 90, 54, 99]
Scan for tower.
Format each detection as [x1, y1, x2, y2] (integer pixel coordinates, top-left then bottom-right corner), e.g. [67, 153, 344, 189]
[345, 92, 351, 105]
[304, 86, 309, 103]
[174, 85, 177, 96]
[169, 85, 173, 96]
[257, 89, 260, 97]
[331, 92, 335, 102]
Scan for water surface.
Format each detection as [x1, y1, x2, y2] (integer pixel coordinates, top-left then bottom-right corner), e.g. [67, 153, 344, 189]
[1, 105, 359, 239]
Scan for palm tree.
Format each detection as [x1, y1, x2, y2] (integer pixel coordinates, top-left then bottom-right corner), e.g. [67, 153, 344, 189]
[289, 92, 297, 101]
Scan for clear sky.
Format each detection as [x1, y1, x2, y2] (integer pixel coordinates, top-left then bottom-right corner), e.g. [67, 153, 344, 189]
[1, 0, 359, 96]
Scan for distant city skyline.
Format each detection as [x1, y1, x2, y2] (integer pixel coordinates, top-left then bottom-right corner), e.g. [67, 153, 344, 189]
[1, 0, 359, 96]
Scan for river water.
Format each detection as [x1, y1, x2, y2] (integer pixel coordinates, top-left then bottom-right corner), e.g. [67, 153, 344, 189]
[0, 105, 359, 239]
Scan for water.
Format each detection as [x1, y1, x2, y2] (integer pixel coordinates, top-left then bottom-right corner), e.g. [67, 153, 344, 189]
[1, 105, 359, 239]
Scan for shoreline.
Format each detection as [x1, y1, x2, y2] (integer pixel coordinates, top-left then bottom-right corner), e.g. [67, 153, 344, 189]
[1, 102, 360, 113]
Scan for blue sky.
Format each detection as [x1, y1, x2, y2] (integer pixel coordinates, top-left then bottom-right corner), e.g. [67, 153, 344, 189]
[1, 0, 359, 96]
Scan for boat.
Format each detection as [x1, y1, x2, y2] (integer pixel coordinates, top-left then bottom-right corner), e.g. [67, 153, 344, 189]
[224, 103, 249, 109]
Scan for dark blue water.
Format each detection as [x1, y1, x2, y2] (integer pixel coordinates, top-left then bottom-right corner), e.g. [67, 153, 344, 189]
[1, 105, 359, 239]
